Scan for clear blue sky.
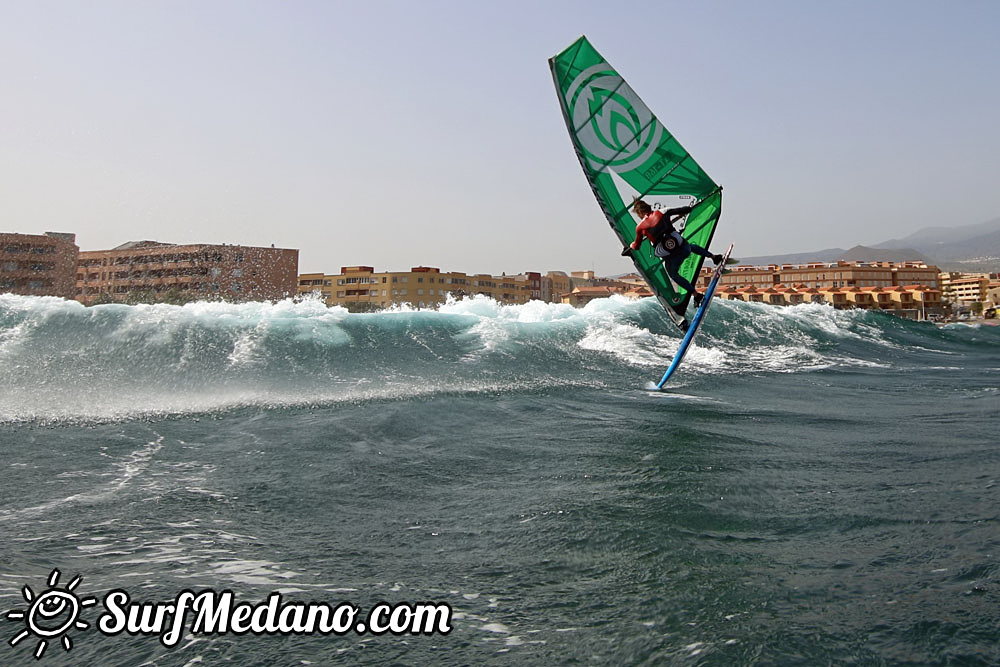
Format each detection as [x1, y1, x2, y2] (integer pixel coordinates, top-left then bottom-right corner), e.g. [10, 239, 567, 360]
[2, 0, 997, 276]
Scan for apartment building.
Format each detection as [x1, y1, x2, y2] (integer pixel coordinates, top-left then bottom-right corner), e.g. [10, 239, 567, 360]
[779, 262, 894, 288]
[469, 272, 535, 305]
[299, 266, 529, 310]
[717, 283, 943, 319]
[711, 260, 940, 291]
[894, 263, 941, 289]
[709, 264, 778, 291]
[542, 271, 572, 302]
[938, 272, 989, 304]
[0, 232, 79, 299]
[507, 271, 543, 301]
[76, 241, 298, 305]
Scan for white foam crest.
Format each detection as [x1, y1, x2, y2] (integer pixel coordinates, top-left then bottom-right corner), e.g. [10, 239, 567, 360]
[114, 296, 348, 337]
[438, 293, 581, 323]
[578, 293, 644, 316]
[440, 294, 679, 366]
[461, 316, 513, 355]
[0, 320, 30, 358]
[0, 293, 88, 315]
[636, 298, 891, 378]
[731, 300, 897, 347]
[79, 297, 354, 372]
[578, 317, 672, 367]
[730, 344, 829, 373]
[831, 356, 892, 369]
[675, 342, 729, 371]
[0, 295, 88, 356]
[703, 307, 886, 373]
[438, 295, 590, 357]
[576, 294, 893, 356]
[1, 296, 357, 369]
[482, 622, 510, 634]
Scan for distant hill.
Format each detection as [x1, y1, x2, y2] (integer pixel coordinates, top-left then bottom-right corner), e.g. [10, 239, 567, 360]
[872, 217, 1000, 271]
[737, 247, 845, 266]
[874, 217, 1000, 248]
[739, 218, 1000, 271]
[739, 246, 933, 267]
[839, 245, 935, 264]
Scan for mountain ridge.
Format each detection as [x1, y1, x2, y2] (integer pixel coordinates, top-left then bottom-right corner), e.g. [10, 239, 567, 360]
[739, 217, 1000, 271]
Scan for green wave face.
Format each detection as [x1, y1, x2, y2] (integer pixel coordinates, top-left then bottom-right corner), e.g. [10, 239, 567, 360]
[550, 36, 723, 315]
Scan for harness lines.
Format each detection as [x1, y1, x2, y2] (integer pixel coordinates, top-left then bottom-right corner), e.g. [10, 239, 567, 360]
[653, 229, 685, 257]
[649, 206, 692, 258]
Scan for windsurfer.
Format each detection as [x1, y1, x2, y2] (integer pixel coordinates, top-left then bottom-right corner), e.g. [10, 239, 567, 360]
[622, 198, 723, 306]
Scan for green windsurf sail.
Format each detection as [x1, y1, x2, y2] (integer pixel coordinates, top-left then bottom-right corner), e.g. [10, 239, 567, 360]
[549, 36, 722, 327]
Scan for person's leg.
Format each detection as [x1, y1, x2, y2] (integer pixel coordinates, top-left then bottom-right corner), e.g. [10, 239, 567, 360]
[664, 254, 696, 293]
[688, 243, 710, 258]
[689, 243, 723, 263]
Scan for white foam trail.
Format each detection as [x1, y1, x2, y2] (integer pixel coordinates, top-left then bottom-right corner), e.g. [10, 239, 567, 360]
[202, 559, 302, 587]
[0, 435, 164, 522]
[0, 377, 592, 424]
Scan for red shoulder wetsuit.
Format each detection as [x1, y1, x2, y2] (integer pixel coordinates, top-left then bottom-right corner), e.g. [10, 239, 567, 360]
[630, 210, 664, 250]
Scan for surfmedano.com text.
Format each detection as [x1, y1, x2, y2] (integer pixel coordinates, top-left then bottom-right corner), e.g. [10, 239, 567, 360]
[98, 589, 452, 647]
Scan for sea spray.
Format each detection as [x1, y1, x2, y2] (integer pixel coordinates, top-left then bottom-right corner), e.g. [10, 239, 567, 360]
[1, 293, 995, 422]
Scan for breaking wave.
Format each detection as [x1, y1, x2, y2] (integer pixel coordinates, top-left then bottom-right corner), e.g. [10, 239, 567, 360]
[1, 293, 995, 422]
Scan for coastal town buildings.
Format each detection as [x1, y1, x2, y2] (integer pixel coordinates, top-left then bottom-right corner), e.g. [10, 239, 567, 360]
[715, 283, 943, 319]
[700, 260, 941, 291]
[699, 260, 946, 320]
[297, 266, 625, 310]
[76, 241, 298, 305]
[298, 266, 534, 310]
[297, 265, 652, 310]
[0, 232, 79, 299]
[2, 227, 995, 321]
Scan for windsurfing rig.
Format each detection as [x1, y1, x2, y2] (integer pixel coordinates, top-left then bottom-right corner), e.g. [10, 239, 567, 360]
[549, 36, 723, 330]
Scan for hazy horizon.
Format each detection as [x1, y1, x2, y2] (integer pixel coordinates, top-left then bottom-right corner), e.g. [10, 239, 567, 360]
[3, 1, 998, 276]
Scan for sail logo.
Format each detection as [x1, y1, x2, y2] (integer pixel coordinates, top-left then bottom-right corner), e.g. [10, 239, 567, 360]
[564, 63, 663, 175]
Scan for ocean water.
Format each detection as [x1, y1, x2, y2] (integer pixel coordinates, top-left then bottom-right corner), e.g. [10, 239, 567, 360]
[0, 293, 998, 666]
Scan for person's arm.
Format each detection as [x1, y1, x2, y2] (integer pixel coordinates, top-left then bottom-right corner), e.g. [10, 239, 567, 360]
[629, 227, 644, 250]
[629, 218, 648, 250]
[663, 205, 693, 224]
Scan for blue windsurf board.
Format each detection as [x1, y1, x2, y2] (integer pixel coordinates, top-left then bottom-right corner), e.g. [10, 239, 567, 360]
[655, 243, 734, 389]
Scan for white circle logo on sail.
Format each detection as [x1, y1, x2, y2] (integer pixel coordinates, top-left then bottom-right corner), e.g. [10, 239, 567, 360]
[564, 63, 663, 174]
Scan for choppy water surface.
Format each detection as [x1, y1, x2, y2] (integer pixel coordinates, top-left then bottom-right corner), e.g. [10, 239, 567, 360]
[1, 294, 997, 665]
